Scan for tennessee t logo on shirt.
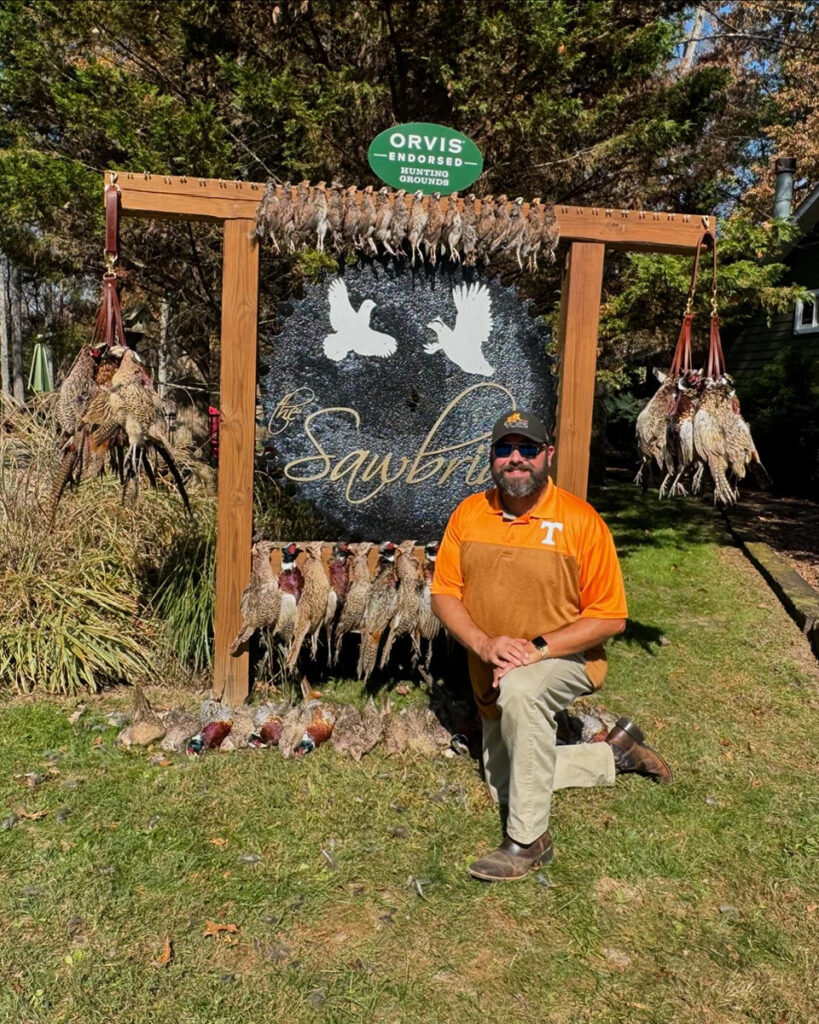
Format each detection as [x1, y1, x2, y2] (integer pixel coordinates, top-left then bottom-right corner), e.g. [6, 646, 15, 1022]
[540, 521, 564, 546]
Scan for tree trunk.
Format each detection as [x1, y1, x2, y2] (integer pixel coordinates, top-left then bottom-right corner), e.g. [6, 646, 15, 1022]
[9, 263, 25, 403]
[679, 6, 706, 74]
[0, 252, 10, 396]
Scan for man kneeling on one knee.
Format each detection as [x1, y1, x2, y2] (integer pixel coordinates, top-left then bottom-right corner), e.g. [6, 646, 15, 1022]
[431, 410, 672, 883]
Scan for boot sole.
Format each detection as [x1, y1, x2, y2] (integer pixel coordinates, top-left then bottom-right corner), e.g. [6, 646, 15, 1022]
[468, 845, 554, 882]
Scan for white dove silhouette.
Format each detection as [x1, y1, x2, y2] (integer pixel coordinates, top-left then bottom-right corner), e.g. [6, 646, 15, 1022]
[322, 278, 397, 361]
[424, 283, 494, 376]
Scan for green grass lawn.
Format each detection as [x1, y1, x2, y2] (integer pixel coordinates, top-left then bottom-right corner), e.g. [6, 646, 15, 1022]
[1, 485, 818, 1024]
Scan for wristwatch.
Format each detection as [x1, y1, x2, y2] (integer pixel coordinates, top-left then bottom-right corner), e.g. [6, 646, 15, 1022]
[530, 635, 550, 661]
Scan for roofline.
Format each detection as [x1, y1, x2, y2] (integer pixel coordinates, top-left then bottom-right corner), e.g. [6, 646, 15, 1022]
[793, 180, 819, 235]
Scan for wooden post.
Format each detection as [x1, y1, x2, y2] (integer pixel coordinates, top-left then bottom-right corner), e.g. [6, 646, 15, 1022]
[553, 242, 606, 500]
[211, 219, 259, 704]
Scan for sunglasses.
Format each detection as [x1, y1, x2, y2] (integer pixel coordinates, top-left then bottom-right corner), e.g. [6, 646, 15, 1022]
[492, 440, 546, 459]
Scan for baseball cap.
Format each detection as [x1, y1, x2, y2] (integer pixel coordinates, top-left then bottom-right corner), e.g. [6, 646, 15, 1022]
[491, 410, 551, 446]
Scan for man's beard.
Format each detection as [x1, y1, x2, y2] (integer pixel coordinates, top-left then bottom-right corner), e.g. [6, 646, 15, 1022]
[491, 462, 548, 498]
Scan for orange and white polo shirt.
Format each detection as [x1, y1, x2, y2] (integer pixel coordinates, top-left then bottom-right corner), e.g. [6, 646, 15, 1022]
[431, 480, 627, 717]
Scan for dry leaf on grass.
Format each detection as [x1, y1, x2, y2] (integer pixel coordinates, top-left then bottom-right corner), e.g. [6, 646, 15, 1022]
[152, 937, 173, 968]
[209, 837, 229, 847]
[16, 809, 47, 820]
[92, 736, 103, 747]
[203, 921, 239, 938]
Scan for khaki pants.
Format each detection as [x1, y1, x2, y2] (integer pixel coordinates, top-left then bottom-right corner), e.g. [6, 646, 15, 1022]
[482, 654, 615, 845]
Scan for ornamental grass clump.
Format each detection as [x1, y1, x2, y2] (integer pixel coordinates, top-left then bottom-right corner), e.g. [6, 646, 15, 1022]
[0, 393, 211, 694]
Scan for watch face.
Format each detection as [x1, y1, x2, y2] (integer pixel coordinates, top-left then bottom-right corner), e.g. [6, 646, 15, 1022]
[531, 636, 548, 650]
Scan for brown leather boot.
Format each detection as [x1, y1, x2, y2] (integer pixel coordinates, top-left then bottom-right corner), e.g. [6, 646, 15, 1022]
[606, 717, 673, 784]
[468, 830, 553, 882]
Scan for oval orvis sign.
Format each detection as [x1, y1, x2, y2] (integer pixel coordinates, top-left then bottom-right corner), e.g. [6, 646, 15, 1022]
[368, 122, 484, 196]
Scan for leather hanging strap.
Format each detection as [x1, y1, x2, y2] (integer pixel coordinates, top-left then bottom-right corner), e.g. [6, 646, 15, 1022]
[669, 229, 714, 376]
[93, 184, 128, 350]
[105, 184, 119, 260]
[706, 237, 725, 378]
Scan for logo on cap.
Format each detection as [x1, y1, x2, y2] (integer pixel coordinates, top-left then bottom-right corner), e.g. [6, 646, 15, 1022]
[505, 412, 528, 429]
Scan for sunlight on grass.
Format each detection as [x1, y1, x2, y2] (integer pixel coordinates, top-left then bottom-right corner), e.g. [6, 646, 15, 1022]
[1, 484, 818, 1023]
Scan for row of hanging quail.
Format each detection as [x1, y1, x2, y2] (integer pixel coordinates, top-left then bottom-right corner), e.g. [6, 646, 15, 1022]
[254, 181, 560, 271]
[49, 343, 190, 520]
[231, 538, 441, 684]
[636, 369, 769, 505]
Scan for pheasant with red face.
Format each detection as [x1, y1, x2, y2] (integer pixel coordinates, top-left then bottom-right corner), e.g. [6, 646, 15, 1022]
[324, 542, 352, 665]
[274, 543, 303, 647]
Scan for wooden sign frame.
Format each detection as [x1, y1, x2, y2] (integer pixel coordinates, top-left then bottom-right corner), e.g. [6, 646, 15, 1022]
[105, 170, 714, 704]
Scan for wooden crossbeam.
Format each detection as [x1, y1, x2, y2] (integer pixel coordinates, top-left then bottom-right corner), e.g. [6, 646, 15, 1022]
[109, 171, 714, 253]
[103, 170, 715, 703]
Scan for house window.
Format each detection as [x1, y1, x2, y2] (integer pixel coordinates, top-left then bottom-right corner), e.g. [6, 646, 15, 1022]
[794, 289, 819, 334]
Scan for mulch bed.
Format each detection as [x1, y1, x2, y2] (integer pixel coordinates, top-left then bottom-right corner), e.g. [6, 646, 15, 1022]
[727, 490, 819, 591]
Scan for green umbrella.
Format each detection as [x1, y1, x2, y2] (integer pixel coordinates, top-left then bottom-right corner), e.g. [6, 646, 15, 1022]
[28, 339, 54, 393]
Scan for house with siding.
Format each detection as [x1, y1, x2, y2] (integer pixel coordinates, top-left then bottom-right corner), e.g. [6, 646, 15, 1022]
[726, 176, 819, 496]
[728, 182, 819, 386]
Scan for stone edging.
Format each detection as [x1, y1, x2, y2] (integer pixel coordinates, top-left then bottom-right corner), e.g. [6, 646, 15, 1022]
[722, 512, 819, 659]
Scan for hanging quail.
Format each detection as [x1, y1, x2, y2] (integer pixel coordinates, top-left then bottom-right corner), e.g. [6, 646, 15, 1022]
[327, 181, 346, 249]
[357, 185, 377, 251]
[230, 540, 281, 654]
[332, 541, 374, 666]
[475, 194, 496, 261]
[407, 191, 428, 265]
[539, 201, 560, 261]
[285, 541, 331, 670]
[442, 193, 462, 261]
[277, 182, 295, 251]
[357, 541, 399, 683]
[379, 540, 422, 670]
[374, 187, 395, 254]
[487, 194, 510, 257]
[292, 180, 316, 246]
[505, 197, 527, 266]
[389, 189, 409, 255]
[461, 194, 478, 266]
[255, 180, 282, 251]
[520, 198, 544, 271]
[422, 193, 444, 265]
[341, 185, 361, 249]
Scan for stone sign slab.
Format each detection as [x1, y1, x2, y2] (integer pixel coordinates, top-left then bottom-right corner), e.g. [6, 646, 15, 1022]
[261, 259, 555, 539]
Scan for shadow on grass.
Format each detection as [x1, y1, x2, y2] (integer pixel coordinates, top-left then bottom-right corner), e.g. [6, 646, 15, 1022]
[612, 619, 667, 655]
[590, 480, 731, 558]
